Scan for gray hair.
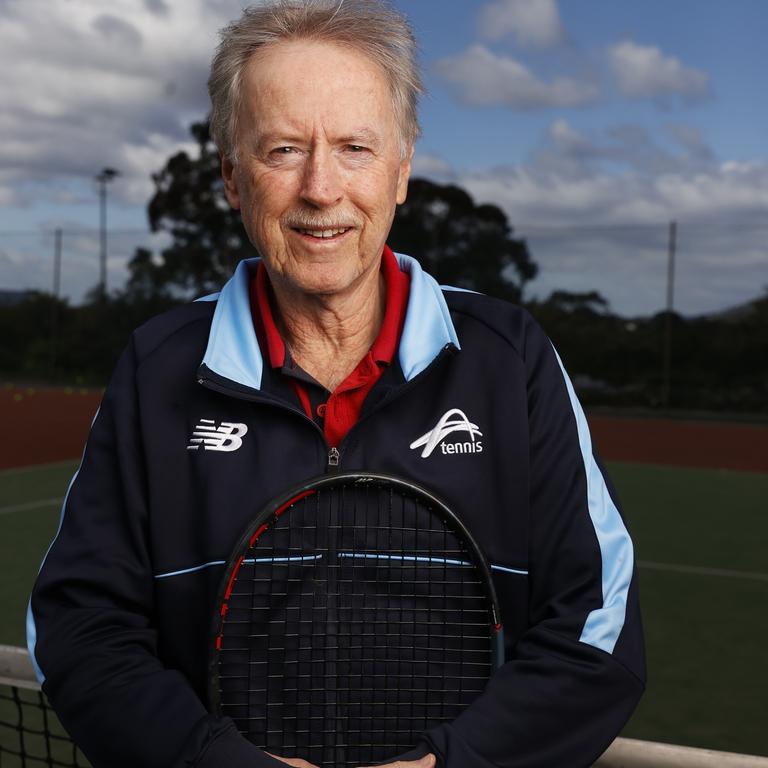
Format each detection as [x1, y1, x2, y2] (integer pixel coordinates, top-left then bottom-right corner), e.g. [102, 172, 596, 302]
[208, 0, 423, 162]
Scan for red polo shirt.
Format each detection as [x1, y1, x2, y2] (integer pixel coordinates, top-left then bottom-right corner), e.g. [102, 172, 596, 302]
[249, 246, 410, 448]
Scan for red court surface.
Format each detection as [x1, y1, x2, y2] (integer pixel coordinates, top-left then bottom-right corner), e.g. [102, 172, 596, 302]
[1, 386, 103, 470]
[588, 415, 768, 473]
[1, 385, 766, 472]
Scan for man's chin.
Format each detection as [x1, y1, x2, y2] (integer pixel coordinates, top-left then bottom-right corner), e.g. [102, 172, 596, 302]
[277, 261, 377, 302]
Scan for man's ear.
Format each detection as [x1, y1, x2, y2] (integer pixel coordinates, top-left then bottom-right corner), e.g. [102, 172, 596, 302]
[221, 155, 241, 210]
[396, 145, 414, 205]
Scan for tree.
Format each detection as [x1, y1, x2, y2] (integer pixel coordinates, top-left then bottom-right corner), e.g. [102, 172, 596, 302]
[387, 178, 537, 302]
[126, 122, 252, 299]
[542, 290, 610, 315]
[127, 122, 537, 303]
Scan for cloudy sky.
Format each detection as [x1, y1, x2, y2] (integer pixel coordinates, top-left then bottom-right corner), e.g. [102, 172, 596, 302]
[0, 0, 766, 315]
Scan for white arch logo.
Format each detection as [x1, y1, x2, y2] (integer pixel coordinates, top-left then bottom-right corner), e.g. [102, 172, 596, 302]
[409, 408, 483, 458]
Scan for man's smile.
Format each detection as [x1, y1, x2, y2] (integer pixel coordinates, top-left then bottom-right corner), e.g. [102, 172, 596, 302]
[290, 225, 356, 245]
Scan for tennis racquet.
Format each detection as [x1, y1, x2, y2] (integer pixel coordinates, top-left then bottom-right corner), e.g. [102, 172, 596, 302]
[208, 472, 504, 768]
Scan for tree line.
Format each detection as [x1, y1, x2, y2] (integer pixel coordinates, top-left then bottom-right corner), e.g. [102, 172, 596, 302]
[3, 123, 766, 414]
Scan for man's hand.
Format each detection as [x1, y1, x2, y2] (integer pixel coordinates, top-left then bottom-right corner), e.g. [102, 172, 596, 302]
[266, 753, 319, 768]
[266, 751, 436, 768]
[359, 753, 437, 768]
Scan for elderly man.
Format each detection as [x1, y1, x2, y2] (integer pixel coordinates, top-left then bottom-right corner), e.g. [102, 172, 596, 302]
[28, 1, 645, 767]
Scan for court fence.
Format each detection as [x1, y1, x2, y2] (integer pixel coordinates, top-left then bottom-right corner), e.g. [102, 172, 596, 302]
[1, 644, 766, 768]
[2, 218, 767, 316]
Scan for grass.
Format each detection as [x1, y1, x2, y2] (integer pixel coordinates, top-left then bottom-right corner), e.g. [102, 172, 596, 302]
[611, 463, 768, 573]
[0, 462, 76, 648]
[609, 464, 768, 757]
[1, 461, 766, 757]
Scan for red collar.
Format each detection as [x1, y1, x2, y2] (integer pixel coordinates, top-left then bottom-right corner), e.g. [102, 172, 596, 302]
[250, 246, 410, 373]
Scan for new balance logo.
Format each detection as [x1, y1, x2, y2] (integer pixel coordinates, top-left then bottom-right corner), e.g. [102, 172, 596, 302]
[410, 408, 483, 458]
[187, 419, 248, 452]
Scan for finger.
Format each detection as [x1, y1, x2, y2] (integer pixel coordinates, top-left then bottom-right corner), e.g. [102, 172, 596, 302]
[265, 753, 319, 768]
[360, 754, 436, 768]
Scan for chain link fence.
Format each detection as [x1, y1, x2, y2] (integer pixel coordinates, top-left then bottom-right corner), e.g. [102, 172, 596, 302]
[0, 218, 766, 315]
[0, 229, 170, 306]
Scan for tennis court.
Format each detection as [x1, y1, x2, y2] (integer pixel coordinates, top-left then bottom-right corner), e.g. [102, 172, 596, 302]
[2, 458, 767, 759]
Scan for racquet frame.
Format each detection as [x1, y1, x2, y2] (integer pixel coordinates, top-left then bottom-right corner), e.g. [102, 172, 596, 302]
[207, 472, 505, 749]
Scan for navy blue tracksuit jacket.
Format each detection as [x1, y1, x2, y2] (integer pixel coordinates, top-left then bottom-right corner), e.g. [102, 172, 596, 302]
[28, 253, 645, 767]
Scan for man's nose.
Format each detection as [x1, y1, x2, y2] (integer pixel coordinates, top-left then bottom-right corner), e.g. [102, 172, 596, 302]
[299, 148, 343, 208]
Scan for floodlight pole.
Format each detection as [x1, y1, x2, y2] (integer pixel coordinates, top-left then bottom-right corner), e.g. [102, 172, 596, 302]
[50, 228, 62, 377]
[53, 228, 62, 299]
[662, 220, 677, 409]
[95, 167, 119, 299]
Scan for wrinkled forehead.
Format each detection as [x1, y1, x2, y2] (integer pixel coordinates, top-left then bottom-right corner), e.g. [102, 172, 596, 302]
[239, 39, 400, 142]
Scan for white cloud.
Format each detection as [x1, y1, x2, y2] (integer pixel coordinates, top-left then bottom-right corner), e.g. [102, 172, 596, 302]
[0, 0, 243, 206]
[118, 133, 198, 205]
[412, 120, 768, 315]
[461, 120, 768, 226]
[464, 159, 768, 228]
[411, 154, 456, 183]
[533, 120, 719, 179]
[436, 45, 599, 109]
[0, 185, 25, 206]
[477, 0, 563, 47]
[546, 118, 594, 156]
[609, 41, 710, 103]
[464, 166, 768, 315]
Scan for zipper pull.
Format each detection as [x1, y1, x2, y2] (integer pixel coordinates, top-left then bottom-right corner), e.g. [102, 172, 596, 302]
[328, 447, 340, 468]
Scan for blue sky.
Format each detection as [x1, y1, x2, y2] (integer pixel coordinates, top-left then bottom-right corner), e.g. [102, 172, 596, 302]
[408, 0, 767, 165]
[0, 0, 765, 315]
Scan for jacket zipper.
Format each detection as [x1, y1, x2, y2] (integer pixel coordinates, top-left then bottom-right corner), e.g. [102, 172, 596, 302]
[331, 343, 458, 461]
[197, 343, 457, 475]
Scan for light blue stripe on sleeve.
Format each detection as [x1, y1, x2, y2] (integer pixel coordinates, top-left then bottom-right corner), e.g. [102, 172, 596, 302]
[491, 564, 529, 576]
[153, 554, 324, 579]
[552, 347, 634, 655]
[26, 407, 102, 685]
[154, 560, 226, 579]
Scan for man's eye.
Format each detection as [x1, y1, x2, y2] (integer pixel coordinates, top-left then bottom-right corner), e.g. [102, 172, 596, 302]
[267, 146, 299, 157]
[346, 144, 367, 153]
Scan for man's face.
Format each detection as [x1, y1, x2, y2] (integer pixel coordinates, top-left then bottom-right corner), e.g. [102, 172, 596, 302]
[222, 40, 412, 299]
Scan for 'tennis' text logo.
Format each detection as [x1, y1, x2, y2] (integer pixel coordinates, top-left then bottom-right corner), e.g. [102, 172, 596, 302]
[409, 409, 483, 458]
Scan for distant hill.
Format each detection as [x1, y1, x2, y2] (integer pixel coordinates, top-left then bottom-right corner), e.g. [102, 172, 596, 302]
[695, 293, 768, 322]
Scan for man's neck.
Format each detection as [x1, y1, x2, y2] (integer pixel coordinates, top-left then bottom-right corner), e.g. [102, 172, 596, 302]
[270, 268, 386, 392]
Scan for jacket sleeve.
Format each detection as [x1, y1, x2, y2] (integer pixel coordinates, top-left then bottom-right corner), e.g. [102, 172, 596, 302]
[27, 338, 285, 768]
[418, 316, 646, 768]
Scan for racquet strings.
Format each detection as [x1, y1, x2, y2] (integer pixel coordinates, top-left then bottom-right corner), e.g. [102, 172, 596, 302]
[216, 479, 495, 768]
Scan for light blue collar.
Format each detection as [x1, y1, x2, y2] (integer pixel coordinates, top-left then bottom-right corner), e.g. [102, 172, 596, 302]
[200, 253, 460, 391]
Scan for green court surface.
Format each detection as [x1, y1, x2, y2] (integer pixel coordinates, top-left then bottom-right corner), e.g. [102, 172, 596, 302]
[607, 464, 768, 757]
[1, 461, 766, 757]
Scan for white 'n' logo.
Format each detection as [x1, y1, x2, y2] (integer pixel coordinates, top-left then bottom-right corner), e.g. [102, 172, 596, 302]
[409, 408, 483, 458]
[187, 419, 248, 452]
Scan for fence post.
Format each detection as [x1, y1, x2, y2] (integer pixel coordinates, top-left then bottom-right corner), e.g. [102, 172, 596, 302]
[49, 227, 62, 378]
[662, 220, 677, 408]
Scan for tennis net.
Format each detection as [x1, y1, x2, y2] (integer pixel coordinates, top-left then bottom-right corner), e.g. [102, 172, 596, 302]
[5, 644, 767, 768]
[0, 644, 88, 767]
